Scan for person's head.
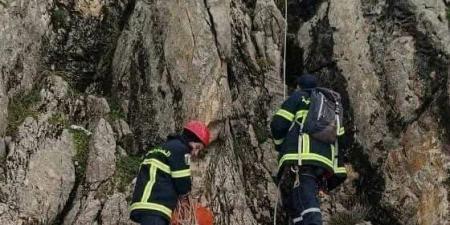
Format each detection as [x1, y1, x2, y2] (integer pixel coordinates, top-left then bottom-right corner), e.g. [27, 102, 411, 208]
[182, 120, 211, 157]
[296, 74, 318, 89]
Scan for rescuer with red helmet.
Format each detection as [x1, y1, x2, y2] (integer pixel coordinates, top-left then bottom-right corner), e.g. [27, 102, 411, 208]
[130, 121, 211, 225]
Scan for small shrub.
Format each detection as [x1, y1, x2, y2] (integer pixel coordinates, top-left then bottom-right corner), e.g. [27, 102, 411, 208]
[51, 7, 69, 28]
[445, 169, 450, 204]
[114, 155, 141, 192]
[42, 70, 72, 82]
[447, 7, 450, 22]
[42, 70, 82, 97]
[329, 203, 370, 225]
[253, 124, 269, 143]
[107, 97, 126, 121]
[256, 57, 275, 73]
[48, 112, 69, 127]
[6, 87, 41, 135]
[444, 169, 450, 192]
[70, 129, 90, 180]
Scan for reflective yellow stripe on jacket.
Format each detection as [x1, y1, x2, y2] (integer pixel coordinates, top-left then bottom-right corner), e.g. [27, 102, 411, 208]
[295, 110, 309, 124]
[274, 138, 284, 145]
[143, 159, 170, 174]
[278, 153, 334, 171]
[130, 202, 173, 218]
[142, 159, 191, 178]
[171, 169, 191, 178]
[276, 109, 295, 121]
[140, 165, 157, 202]
[278, 134, 336, 172]
[131, 157, 191, 217]
[335, 167, 347, 174]
[302, 133, 310, 154]
[338, 127, 345, 135]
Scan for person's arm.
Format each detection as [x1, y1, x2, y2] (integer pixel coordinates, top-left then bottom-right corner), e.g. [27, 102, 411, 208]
[270, 92, 300, 151]
[168, 149, 192, 195]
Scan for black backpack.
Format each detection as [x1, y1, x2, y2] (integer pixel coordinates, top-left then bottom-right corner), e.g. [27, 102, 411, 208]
[302, 87, 343, 144]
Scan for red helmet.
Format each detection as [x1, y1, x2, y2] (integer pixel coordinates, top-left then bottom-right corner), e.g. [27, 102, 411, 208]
[184, 120, 210, 146]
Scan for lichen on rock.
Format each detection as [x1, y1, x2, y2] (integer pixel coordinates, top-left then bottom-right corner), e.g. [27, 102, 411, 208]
[0, 0, 449, 224]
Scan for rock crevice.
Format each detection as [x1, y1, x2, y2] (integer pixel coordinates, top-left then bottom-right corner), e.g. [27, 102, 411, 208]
[0, 0, 449, 224]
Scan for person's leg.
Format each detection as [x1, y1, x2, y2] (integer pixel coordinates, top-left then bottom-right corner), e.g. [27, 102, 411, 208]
[279, 166, 302, 224]
[291, 184, 305, 225]
[140, 215, 169, 225]
[289, 165, 323, 225]
[281, 183, 297, 223]
[297, 173, 322, 225]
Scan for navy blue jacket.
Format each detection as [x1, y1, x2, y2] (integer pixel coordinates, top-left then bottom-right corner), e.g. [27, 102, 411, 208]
[130, 136, 192, 222]
[270, 90, 347, 190]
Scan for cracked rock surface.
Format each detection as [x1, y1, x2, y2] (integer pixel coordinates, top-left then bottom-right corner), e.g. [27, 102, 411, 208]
[0, 0, 449, 225]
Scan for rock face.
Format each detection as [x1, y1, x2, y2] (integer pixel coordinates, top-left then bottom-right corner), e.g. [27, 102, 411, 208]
[0, 0, 449, 225]
[0, 76, 75, 224]
[86, 95, 111, 121]
[0, 0, 53, 135]
[291, 0, 450, 224]
[0, 75, 7, 135]
[100, 193, 134, 225]
[62, 118, 118, 225]
[111, 1, 283, 224]
[85, 118, 116, 186]
[328, 0, 387, 153]
[111, 0, 234, 148]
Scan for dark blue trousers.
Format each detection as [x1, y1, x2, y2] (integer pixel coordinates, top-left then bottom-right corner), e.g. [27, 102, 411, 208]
[139, 215, 168, 225]
[283, 172, 322, 225]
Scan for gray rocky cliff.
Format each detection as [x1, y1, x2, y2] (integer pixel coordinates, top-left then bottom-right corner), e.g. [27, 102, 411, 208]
[0, 0, 449, 225]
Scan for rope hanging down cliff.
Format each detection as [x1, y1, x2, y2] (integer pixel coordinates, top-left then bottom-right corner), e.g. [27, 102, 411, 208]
[282, 0, 288, 100]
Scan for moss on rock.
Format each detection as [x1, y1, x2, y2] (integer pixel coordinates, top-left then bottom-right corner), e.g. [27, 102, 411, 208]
[6, 87, 41, 136]
[70, 129, 90, 181]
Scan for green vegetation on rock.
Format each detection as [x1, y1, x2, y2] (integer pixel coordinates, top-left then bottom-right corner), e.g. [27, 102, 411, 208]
[48, 112, 69, 128]
[445, 169, 450, 205]
[6, 87, 41, 136]
[70, 129, 90, 180]
[256, 57, 275, 73]
[329, 203, 371, 225]
[447, 7, 450, 22]
[107, 97, 126, 121]
[253, 124, 269, 143]
[114, 154, 141, 192]
[51, 7, 69, 28]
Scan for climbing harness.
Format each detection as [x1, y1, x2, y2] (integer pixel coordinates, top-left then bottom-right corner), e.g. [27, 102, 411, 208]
[273, 166, 300, 225]
[297, 124, 304, 167]
[333, 112, 340, 171]
[292, 166, 300, 188]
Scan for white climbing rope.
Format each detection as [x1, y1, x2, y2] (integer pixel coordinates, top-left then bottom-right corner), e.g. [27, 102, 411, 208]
[273, 183, 280, 225]
[283, 0, 288, 100]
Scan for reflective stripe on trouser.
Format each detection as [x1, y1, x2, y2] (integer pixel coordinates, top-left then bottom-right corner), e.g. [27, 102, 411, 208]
[289, 174, 322, 225]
